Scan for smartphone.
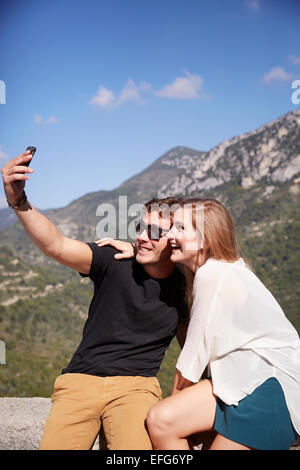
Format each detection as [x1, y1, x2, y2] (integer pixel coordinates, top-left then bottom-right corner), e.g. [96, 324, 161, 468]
[24, 146, 36, 167]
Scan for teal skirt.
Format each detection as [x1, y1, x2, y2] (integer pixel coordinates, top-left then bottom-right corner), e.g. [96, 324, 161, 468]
[214, 377, 298, 450]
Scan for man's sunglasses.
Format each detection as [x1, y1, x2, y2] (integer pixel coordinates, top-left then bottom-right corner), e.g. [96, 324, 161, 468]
[136, 221, 169, 241]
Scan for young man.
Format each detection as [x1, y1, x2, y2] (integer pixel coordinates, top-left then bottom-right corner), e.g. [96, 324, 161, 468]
[1, 150, 189, 450]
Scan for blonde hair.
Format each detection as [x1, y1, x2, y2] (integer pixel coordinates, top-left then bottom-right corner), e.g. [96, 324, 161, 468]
[179, 198, 240, 311]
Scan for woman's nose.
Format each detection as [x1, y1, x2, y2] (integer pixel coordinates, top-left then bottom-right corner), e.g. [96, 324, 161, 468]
[166, 227, 175, 240]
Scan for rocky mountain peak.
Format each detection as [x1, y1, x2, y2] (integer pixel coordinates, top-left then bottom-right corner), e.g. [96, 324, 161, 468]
[157, 109, 300, 197]
[0, 109, 299, 237]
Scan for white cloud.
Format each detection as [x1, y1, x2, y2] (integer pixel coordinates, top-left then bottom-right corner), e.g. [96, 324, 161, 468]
[260, 66, 293, 84]
[289, 55, 300, 65]
[89, 79, 152, 109]
[89, 86, 115, 109]
[154, 71, 206, 100]
[0, 145, 9, 161]
[34, 114, 43, 124]
[115, 79, 145, 107]
[247, 0, 260, 10]
[89, 73, 208, 109]
[34, 114, 59, 124]
[139, 81, 152, 92]
[45, 116, 59, 124]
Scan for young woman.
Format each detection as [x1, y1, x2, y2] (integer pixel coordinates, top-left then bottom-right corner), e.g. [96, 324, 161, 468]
[144, 198, 300, 450]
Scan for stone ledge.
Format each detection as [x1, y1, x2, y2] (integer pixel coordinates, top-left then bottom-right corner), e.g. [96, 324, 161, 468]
[0, 398, 100, 450]
[0, 397, 299, 450]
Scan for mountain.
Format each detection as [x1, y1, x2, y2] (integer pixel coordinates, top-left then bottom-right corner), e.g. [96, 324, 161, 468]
[158, 111, 300, 195]
[1, 109, 300, 241]
[0, 109, 300, 239]
[0, 207, 17, 232]
[0, 108, 299, 398]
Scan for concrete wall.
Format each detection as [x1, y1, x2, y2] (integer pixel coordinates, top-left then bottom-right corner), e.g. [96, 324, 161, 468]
[0, 398, 100, 450]
[0, 397, 299, 450]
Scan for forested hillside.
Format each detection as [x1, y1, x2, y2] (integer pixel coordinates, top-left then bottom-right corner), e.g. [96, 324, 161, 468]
[0, 109, 299, 398]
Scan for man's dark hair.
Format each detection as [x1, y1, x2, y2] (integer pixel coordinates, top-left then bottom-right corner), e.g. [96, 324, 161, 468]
[145, 196, 180, 211]
[143, 196, 181, 222]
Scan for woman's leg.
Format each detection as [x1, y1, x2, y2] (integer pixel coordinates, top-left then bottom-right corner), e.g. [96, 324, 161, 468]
[209, 434, 252, 450]
[146, 379, 216, 450]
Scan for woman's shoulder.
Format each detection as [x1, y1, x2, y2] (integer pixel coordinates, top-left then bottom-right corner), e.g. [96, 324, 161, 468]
[195, 257, 243, 279]
[194, 257, 251, 294]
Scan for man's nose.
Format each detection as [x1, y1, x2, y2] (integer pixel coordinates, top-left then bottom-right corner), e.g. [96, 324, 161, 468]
[137, 229, 149, 242]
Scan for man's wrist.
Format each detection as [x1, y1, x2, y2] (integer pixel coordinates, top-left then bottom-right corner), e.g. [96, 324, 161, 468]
[7, 191, 31, 211]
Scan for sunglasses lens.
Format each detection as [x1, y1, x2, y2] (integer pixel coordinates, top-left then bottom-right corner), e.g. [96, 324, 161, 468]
[148, 227, 160, 240]
[136, 222, 167, 240]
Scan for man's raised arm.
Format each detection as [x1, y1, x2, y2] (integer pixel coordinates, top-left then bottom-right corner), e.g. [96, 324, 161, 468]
[1, 150, 92, 274]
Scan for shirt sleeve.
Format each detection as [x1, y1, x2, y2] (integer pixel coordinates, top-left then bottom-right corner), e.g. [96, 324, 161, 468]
[210, 261, 300, 354]
[79, 243, 114, 284]
[175, 266, 218, 383]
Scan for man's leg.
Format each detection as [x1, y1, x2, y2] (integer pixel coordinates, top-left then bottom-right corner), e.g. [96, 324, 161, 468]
[101, 376, 162, 450]
[40, 373, 104, 450]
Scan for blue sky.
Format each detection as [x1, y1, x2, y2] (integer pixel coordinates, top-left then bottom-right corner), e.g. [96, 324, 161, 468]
[0, 0, 300, 209]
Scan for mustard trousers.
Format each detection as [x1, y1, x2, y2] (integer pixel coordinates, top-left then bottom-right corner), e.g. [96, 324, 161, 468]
[39, 373, 162, 450]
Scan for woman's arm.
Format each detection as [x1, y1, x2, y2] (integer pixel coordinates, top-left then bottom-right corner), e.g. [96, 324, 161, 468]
[171, 368, 194, 395]
[176, 322, 188, 349]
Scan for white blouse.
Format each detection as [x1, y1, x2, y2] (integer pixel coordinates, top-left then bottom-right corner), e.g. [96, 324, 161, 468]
[176, 257, 300, 434]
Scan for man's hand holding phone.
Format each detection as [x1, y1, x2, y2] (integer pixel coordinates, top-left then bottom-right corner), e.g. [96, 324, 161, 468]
[1, 147, 35, 209]
[1, 146, 93, 274]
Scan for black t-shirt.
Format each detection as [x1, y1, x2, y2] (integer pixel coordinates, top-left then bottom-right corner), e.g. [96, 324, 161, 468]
[62, 243, 189, 377]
